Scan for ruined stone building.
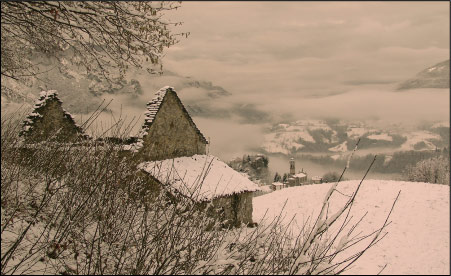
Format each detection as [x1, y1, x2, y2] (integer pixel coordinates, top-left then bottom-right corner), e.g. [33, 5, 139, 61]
[139, 154, 259, 227]
[134, 86, 260, 226]
[130, 86, 208, 161]
[20, 90, 87, 143]
[19, 87, 259, 227]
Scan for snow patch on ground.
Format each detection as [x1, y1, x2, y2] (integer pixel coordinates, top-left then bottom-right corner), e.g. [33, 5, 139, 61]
[383, 155, 393, 165]
[329, 141, 348, 152]
[330, 154, 341, 160]
[263, 131, 312, 154]
[400, 131, 441, 151]
[347, 127, 367, 138]
[253, 180, 449, 275]
[368, 133, 393, 141]
[431, 121, 449, 128]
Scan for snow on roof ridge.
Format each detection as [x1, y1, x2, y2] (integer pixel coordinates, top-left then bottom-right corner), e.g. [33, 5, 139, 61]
[294, 172, 307, 177]
[138, 154, 260, 202]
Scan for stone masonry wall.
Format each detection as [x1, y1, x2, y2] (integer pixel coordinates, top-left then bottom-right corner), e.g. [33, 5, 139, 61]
[26, 100, 81, 143]
[235, 192, 253, 225]
[208, 192, 254, 227]
[140, 90, 206, 161]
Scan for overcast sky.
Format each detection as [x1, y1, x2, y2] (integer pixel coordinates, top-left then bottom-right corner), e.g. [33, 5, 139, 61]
[103, 2, 450, 160]
[165, 1, 449, 91]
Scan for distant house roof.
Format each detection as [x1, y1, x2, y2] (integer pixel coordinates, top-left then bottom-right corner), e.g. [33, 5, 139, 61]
[312, 176, 322, 181]
[138, 86, 208, 144]
[294, 172, 307, 178]
[272, 182, 285, 186]
[138, 154, 260, 202]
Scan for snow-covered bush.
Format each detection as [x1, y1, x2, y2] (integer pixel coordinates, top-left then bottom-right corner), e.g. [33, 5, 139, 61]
[404, 156, 450, 185]
[2, 112, 395, 275]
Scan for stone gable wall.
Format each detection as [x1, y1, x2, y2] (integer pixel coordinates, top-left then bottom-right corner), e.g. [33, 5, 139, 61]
[140, 90, 206, 161]
[25, 100, 82, 143]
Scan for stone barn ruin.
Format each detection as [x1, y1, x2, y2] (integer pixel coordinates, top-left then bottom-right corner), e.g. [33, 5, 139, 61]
[19, 90, 87, 143]
[127, 86, 208, 161]
[139, 154, 259, 227]
[134, 86, 260, 226]
[19, 87, 260, 227]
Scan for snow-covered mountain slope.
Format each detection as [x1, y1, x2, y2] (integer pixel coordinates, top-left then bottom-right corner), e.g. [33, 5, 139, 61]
[398, 59, 450, 90]
[253, 180, 450, 275]
[263, 120, 339, 154]
[261, 119, 449, 155]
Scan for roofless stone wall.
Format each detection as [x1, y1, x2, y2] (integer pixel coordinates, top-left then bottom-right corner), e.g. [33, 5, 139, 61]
[139, 90, 207, 161]
[200, 191, 254, 227]
[20, 91, 84, 143]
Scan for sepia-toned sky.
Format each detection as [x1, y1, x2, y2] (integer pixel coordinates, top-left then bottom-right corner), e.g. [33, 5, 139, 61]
[159, 1, 449, 122]
[100, 2, 450, 160]
[165, 1, 449, 89]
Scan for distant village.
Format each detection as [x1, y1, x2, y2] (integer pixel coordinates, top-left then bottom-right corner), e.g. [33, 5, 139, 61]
[227, 154, 324, 195]
[270, 158, 323, 191]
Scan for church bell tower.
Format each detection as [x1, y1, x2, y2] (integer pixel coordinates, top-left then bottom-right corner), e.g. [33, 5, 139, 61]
[290, 158, 295, 175]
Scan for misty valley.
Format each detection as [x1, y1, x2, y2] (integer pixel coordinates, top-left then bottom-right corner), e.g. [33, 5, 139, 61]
[253, 118, 450, 183]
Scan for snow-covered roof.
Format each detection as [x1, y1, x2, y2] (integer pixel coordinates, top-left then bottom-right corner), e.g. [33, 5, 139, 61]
[312, 176, 323, 181]
[138, 154, 260, 202]
[294, 172, 307, 178]
[272, 182, 285, 186]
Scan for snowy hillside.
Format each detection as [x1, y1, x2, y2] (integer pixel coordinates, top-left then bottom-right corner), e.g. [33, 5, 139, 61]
[398, 59, 450, 90]
[253, 180, 450, 275]
[262, 120, 338, 154]
[261, 119, 449, 155]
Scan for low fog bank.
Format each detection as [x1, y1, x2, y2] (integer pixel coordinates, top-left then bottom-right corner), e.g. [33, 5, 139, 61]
[76, 82, 448, 145]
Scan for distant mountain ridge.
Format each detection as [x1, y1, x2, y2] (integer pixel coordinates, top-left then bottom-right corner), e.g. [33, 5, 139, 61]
[261, 119, 449, 156]
[397, 60, 449, 90]
[0, 51, 234, 115]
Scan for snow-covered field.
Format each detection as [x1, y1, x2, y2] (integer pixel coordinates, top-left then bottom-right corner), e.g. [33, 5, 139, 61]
[329, 141, 348, 152]
[400, 131, 441, 151]
[263, 131, 311, 154]
[253, 180, 450, 275]
[367, 133, 393, 141]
